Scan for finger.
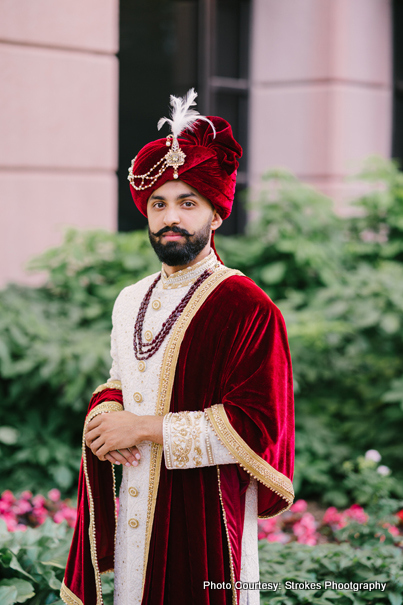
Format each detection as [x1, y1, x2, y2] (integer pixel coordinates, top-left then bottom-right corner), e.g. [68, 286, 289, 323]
[128, 446, 142, 463]
[86, 414, 104, 432]
[85, 425, 102, 448]
[89, 436, 106, 457]
[105, 452, 120, 465]
[110, 448, 140, 467]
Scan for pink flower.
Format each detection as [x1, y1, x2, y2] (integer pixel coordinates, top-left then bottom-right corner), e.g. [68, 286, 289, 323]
[32, 495, 46, 508]
[299, 535, 318, 546]
[0, 500, 12, 514]
[53, 511, 64, 524]
[293, 513, 319, 544]
[54, 506, 77, 527]
[31, 506, 48, 525]
[48, 489, 61, 503]
[258, 518, 278, 535]
[293, 513, 316, 534]
[383, 523, 400, 537]
[267, 532, 290, 544]
[290, 499, 308, 513]
[20, 491, 33, 500]
[344, 504, 368, 524]
[1, 490, 15, 503]
[12, 500, 32, 515]
[323, 507, 347, 529]
[1, 512, 18, 532]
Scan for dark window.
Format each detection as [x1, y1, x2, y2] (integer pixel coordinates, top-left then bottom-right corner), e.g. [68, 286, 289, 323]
[118, 0, 250, 234]
[392, 0, 403, 163]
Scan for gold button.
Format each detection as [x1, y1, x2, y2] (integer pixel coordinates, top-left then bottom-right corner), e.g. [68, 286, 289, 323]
[152, 299, 161, 310]
[133, 392, 143, 403]
[138, 360, 146, 372]
[129, 487, 138, 497]
[144, 330, 153, 342]
[128, 518, 139, 529]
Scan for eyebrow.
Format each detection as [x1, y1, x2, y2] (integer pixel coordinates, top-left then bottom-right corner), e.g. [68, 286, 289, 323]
[150, 192, 198, 201]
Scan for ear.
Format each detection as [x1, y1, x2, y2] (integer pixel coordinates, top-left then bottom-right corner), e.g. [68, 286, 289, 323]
[211, 210, 223, 231]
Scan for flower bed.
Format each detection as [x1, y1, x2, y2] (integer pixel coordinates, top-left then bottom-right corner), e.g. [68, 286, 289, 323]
[1, 489, 403, 604]
[258, 499, 403, 549]
[0, 489, 77, 532]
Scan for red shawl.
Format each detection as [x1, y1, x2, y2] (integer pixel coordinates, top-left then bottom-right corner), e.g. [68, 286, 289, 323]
[62, 274, 294, 605]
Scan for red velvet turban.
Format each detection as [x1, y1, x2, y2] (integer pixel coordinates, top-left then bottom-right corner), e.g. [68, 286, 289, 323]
[128, 117, 243, 220]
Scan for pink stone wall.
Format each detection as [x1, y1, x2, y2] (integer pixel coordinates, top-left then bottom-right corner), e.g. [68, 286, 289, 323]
[0, 0, 119, 286]
[249, 0, 393, 213]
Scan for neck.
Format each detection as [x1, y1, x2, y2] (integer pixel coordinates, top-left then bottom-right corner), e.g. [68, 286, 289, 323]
[162, 243, 212, 276]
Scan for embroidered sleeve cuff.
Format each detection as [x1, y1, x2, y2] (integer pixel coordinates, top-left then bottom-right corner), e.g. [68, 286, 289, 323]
[205, 404, 294, 515]
[163, 410, 235, 470]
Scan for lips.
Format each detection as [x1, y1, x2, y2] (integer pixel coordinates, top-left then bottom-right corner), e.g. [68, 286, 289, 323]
[161, 232, 185, 240]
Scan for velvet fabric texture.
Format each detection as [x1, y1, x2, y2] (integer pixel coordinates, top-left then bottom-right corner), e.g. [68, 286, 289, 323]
[63, 388, 123, 605]
[129, 117, 242, 220]
[62, 275, 294, 605]
[142, 275, 294, 604]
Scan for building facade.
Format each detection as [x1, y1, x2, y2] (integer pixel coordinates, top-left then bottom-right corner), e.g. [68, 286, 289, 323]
[0, 0, 394, 286]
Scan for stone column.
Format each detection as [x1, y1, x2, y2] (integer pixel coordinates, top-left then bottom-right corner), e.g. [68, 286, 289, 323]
[249, 0, 392, 213]
[0, 0, 119, 285]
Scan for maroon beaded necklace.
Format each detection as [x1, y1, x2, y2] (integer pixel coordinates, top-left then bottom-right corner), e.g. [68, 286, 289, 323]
[133, 268, 212, 361]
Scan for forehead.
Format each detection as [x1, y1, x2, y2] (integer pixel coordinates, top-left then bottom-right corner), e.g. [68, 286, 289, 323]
[148, 180, 204, 201]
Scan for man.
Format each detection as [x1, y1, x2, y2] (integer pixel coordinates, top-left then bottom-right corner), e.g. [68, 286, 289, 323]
[61, 90, 294, 605]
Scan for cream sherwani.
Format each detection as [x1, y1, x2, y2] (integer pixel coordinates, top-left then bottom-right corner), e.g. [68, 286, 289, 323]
[108, 252, 260, 605]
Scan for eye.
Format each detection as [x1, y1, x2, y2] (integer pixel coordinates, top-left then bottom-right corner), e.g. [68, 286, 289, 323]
[153, 202, 165, 209]
[182, 201, 195, 208]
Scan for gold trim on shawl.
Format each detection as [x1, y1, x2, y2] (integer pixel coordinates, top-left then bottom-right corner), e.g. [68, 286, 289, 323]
[206, 404, 294, 518]
[92, 379, 122, 395]
[61, 400, 123, 605]
[60, 580, 84, 605]
[141, 267, 243, 592]
[217, 467, 237, 605]
[83, 401, 123, 604]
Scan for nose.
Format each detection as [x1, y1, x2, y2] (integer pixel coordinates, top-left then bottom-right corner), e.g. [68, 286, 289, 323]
[163, 206, 180, 227]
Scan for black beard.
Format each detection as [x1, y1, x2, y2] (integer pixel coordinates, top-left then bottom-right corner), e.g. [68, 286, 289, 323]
[148, 220, 212, 266]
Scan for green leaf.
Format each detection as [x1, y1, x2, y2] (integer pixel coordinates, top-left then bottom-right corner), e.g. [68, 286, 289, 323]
[389, 594, 403, 605]
[260, 262, 287, 285]
[0, 579, 35, 603]
[0, 585, 18, 605]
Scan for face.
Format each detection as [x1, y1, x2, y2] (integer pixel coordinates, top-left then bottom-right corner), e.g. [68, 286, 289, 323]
[147, 180, 223, 266]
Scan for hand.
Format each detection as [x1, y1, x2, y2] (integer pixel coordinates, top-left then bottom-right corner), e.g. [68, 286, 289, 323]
[85, 411, 145, 464]
[105, 447, 141, 467]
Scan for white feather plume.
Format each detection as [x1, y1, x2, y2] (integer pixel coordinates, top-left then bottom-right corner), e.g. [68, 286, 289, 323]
[157, 88, 216, 139]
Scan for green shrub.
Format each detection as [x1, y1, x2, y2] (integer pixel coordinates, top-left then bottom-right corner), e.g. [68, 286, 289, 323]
[0, 231, 159, 494]
[1, 157, 403, 503]
[0, 519, 72, 604]
[259, 541, 403, 604]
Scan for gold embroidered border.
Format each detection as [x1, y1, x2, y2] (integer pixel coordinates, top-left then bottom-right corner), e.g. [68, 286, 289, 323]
[141, 267, 242, 593]
[217, 467, 237, 605]
[80, 401, 123, 605]
[60, 580, 84, 605]
[169, 411, 203, 468]
[206, 404, 294, 518]
[205, 424, 215, 466]
[93, 379, 122, 395]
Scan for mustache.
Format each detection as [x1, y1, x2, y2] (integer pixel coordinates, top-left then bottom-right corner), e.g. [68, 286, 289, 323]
[151, 225, 195, 238]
